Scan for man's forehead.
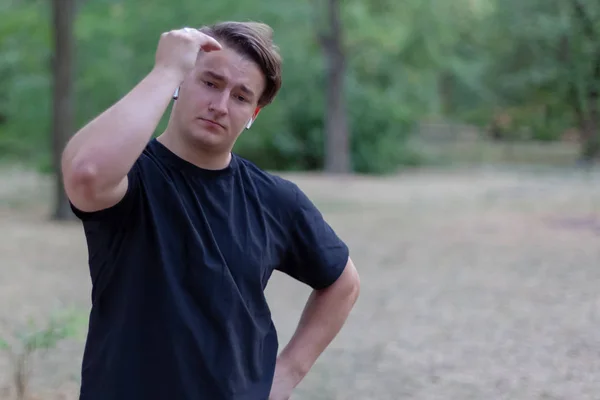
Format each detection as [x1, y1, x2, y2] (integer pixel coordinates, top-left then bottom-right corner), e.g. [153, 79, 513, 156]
[196, 48, 263, 87]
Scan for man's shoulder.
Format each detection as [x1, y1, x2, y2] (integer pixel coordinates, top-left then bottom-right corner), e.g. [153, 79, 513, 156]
[234, 155, 301, 202]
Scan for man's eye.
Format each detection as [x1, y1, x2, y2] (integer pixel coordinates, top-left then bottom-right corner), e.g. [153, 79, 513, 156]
[204, 81, 215, 88]
[236, 96, 247, 102]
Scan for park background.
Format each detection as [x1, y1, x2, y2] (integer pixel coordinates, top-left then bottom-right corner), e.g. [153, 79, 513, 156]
[1, 0, 600, 399]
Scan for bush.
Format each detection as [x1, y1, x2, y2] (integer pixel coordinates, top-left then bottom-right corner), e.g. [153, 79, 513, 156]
[234, 50, 419, 174]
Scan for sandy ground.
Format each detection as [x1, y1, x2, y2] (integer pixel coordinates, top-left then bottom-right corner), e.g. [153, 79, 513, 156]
[1, 165, 599, 399]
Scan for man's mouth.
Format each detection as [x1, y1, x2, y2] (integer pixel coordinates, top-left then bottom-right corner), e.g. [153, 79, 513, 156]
[198, 118, 225, 129]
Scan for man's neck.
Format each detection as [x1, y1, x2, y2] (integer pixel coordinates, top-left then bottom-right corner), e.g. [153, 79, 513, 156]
[156, 130, 232, 171]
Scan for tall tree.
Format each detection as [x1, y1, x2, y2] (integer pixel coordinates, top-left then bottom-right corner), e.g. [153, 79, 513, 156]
[569, 0, 600, 161]
[51, 0, 77, 220]
[320, 0, 351, 173]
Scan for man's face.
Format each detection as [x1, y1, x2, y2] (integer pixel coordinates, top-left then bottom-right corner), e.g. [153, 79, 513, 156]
[174, 46, 265, 151]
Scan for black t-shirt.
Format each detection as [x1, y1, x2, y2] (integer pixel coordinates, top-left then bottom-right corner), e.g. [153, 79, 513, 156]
[71, 138, 349, 400]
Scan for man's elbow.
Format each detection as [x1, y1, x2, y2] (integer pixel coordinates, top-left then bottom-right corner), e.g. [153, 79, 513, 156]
[63, 156, 98, 198]
[61, 149, 110, 213]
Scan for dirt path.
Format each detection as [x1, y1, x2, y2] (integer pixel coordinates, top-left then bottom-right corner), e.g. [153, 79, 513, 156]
[1, 166, 599, 399]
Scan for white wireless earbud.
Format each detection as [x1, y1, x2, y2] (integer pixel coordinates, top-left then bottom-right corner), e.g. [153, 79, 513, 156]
[245, 118, 254, 129]
[173, 87, 179, 100]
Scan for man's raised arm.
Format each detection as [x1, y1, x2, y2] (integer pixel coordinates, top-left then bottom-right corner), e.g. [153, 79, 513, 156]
[61, 28, 221, 213]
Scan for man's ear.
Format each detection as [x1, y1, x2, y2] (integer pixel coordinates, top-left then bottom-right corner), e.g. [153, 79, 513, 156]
[245, 107, 261, 130]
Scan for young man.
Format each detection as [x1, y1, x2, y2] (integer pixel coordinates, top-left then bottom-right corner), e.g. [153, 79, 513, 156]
[61, 21, 360, 400]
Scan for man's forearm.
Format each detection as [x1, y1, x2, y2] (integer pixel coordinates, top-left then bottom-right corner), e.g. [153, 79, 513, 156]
[62, 66, 181, 192]
[277, 260, 360, 384]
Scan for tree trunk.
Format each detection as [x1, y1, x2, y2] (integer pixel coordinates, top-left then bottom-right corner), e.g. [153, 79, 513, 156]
[570, 0, 600, 163]
[580, 51, 600, 162]
[321, 0, 350, 174]
[438, 71, 454, 116]
[572, 60, 600, 163]
[579, 96, 600, 162]
[51, 0, 77, 220]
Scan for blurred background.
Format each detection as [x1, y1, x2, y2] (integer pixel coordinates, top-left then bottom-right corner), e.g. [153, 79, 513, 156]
[1, 0, 599, 399]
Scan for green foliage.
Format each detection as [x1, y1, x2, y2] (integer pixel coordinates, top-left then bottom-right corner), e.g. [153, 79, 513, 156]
[2, 0, 599, 172]
[0, 1, 51, 162]
[0, 310, 84, 355]
[346, 78, 420, 173]
[0, 0, 424, 175]
[235, 47, 419, 173]
[449, 0, 600, 153]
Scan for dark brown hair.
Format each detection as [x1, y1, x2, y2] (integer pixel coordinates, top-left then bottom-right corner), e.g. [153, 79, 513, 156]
[199, 21, 282, 107]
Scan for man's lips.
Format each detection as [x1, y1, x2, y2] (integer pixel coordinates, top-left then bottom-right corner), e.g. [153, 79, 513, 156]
[198, 117, 225, 130]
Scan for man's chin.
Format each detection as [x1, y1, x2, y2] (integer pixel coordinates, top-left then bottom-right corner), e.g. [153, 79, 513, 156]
[187, 129, 227, 149]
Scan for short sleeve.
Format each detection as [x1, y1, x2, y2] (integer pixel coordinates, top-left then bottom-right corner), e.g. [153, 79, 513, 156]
[69, 160, 142, 222]
[277, 184, 349, 290]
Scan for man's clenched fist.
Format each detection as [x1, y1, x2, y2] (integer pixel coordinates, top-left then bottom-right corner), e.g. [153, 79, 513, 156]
[154, 27, 222, 82]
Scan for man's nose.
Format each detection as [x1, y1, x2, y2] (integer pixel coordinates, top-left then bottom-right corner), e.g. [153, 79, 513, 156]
[209, 91, 229, 115]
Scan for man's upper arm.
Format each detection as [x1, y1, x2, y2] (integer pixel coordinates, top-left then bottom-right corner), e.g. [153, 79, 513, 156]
[277, 182, 350, 290]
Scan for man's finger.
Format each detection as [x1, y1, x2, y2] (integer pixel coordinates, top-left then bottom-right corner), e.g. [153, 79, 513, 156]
[187, 29, 222, 52]
[183, 27, 223, 51]
[201, 37, 222, 52]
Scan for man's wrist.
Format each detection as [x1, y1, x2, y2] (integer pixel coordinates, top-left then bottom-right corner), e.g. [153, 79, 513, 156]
[150, 65, 184, 89]
[276, 352, 310, 385]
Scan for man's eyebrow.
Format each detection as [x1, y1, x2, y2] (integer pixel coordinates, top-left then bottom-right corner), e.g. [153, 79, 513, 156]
[203, 70, 226, 81]
[238, 84, 255, 98]
[202, 70, 256, 98]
